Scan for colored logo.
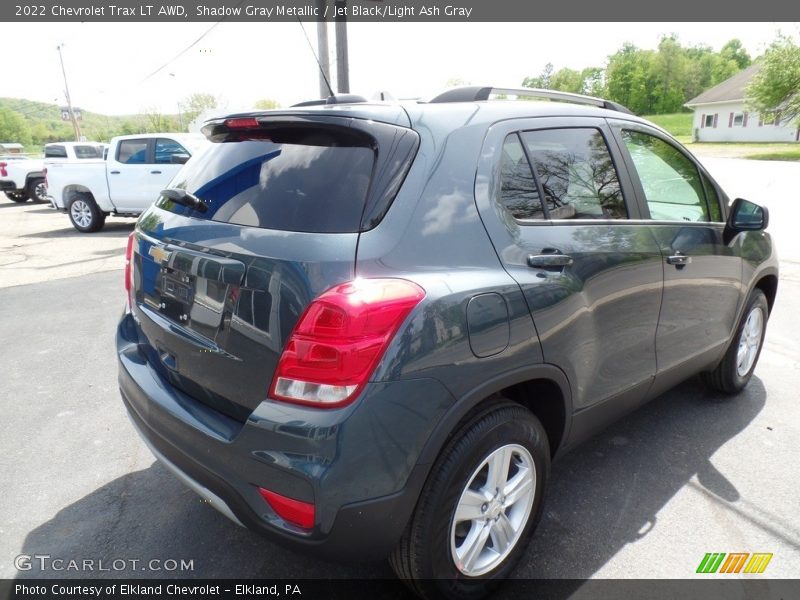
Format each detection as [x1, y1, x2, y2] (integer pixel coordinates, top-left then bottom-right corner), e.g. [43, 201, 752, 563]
[696, 552, 772, 574]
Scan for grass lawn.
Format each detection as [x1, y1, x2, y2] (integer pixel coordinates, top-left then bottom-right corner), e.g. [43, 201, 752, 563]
[643, 112, 693, 141]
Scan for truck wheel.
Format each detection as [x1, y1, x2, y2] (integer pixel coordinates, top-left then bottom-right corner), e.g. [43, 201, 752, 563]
[26, 178, 48, 203]
[4, 191, 29, 203]
[701, 289, 769, 395]
[68, 194, 106, 233]
[390, 401, 549, 599]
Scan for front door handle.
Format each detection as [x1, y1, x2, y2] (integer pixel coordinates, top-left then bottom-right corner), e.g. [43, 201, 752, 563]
[666, 253, 692, 268]
[150, 170, 162, 175]
[109, 170, 120, 175]
[527, 254, 573, 270]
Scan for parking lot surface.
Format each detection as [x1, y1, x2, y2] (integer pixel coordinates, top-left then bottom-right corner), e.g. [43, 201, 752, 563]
[1, 158, 799, 584]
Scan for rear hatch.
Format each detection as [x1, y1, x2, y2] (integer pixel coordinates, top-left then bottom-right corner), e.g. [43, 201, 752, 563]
[130, 111, 419, 421]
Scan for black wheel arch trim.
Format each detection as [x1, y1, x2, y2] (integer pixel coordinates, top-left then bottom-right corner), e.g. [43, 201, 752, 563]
[415, 363, 573, 468]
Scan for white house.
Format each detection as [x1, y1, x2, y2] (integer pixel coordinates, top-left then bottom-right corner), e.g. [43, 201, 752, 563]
[685, 63, 800, 143]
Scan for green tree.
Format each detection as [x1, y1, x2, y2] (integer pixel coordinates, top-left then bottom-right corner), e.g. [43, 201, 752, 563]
[605, 44, 653, 114]
[580, 67, 605, 97]
[180, 93, 220, 124]
[0, 107, 32, 146]
[651, 35, 688, 113]
[747, 36, 800, 125]
[254, 98, 281, 109]
[522, 63, 554, 89]
[720, 38, 751, 70]
[549, 68, 584, 93]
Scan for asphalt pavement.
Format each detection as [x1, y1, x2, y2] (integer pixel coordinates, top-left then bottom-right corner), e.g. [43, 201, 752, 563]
[1, 157, 798, 587]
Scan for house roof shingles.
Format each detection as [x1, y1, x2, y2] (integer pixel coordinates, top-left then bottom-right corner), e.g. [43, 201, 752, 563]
[685, 63, 761, 107]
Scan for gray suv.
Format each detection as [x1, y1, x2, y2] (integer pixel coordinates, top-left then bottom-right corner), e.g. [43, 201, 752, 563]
[117, 86, 777, 598]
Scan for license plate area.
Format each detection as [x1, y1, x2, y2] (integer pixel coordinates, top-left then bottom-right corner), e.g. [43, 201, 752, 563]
[157, 269, 195, 322]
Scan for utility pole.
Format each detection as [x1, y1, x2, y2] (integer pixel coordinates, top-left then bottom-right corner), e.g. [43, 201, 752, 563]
[334, 0, 349, 93]
[56, 44, 82, 141]
[315, 0, 332, 98]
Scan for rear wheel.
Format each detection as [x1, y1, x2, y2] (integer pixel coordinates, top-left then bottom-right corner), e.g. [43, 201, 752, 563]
[4, 191, 29, 203]
[701, 289, 768, 395]
[68, 194, 106, 233]
[26, 177, 47, 203]
[390, 401, 549, 599]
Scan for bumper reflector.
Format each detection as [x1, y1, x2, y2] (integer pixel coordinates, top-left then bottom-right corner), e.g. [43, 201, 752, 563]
[258, 487, 315, 530]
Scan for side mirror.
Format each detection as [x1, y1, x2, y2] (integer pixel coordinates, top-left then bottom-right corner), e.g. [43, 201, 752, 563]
[724, 198, 768, 244]
[170, 153, 191, 165]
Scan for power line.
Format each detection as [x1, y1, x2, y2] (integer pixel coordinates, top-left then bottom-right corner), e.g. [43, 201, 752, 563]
[138, 1, 247, 85]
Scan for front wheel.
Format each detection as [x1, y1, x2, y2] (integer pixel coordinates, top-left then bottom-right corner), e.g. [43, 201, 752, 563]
[390, 401, 549, 599]
[68, 194, 106, 233]
[4, 191, 29, 203]
[701, 289, 769, 395]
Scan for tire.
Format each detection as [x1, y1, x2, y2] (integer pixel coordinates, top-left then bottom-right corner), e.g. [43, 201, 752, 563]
[26, 177, 48, 203]
[701, 289, 769, 395]
[68, 194, 106, 233]
[390, 401, 549, 600]
[4, 191, 29, 203]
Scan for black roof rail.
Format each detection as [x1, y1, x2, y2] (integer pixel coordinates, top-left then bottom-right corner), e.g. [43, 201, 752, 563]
[428, 86, 634, 115]
[292, 93, 369, 107]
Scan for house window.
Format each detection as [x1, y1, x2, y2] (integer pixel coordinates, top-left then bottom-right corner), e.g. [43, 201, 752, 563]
[733, 113, 744, 126]
[704, 114, 714, 128]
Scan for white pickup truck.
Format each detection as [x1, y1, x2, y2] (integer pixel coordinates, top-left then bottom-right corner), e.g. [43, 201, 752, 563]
[47, 133, 208, 232]
[0, 142, 104, 203]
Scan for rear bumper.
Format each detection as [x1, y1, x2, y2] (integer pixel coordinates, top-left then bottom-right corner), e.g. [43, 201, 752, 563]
[117, 312, 453, 560]
[0, 180, 22, 192]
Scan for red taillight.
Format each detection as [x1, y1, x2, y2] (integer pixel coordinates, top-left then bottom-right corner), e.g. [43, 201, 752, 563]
[124, 232, 135, 310]
[225, 117, 260, 129]
[0, 162, 7, 177]
[269, 278, 425, 408]
[258, 487, 315, 530]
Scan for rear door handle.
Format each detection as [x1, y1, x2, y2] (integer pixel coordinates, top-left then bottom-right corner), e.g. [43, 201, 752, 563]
[527, 254, 573, 270]
[150, 170, 162, 175]
[666, 253, 692, 268]
[109, 170, 120, 175]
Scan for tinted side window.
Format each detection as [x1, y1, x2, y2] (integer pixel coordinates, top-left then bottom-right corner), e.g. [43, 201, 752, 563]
[117, 140, 149, 164]
[497, 133, 543, 220]
[621, 130, 709, 222]
[521, 128, 626, 220]
[45, 145, 67, 158]
[155, 138, 189, 164]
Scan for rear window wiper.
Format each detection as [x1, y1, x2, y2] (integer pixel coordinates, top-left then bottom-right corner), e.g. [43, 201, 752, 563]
[161, 188, 208, 213]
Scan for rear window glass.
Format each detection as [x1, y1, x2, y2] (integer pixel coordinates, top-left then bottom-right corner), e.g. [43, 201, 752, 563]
[159, 136, 375, 234]
[45, 145, 67, 158]
[74, 145, 103, 159]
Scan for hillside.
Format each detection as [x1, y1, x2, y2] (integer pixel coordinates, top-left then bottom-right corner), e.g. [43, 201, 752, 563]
[0, 97, 180, 151]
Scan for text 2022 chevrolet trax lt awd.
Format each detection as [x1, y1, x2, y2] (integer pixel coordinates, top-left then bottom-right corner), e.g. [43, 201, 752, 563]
[117, 87, 778, 598]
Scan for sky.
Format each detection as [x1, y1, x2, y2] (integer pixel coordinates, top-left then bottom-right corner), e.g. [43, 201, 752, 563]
[2, 21, 798, 116]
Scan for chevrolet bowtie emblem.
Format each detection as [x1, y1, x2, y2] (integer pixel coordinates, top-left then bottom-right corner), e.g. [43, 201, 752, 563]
[148, 246, 171, 264]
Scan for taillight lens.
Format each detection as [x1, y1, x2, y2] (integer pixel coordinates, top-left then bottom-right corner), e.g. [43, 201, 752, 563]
[124, 232, 135, 310]
[0, 162, 7, 177]
[269, 278, 425, 408]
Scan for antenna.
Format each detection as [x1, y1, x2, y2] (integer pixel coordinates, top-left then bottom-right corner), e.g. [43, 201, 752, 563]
[297, 18, 334, 98]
